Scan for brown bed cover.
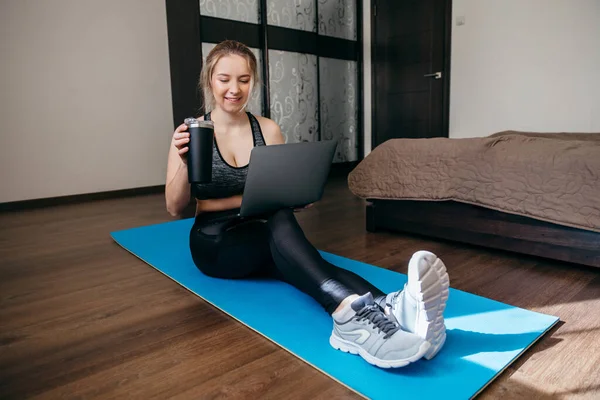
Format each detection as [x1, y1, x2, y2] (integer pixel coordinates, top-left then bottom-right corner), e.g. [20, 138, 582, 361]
[348, 131, 600, 233]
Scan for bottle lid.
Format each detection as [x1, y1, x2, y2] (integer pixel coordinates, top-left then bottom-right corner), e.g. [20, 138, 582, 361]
[184, 118, 214, 129]
[197, 120, 214, 129]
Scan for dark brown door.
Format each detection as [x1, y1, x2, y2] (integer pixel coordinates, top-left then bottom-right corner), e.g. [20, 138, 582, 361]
[372, 0, 451, 145]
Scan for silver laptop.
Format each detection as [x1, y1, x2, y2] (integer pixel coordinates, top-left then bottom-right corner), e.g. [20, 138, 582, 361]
[238, 140, 337, 217]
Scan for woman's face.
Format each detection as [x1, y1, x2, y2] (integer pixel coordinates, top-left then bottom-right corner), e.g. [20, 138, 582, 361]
[211, 54, 252, 113]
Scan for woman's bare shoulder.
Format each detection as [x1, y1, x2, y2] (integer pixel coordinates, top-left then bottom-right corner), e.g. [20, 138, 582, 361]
[254, 115, 285, 145]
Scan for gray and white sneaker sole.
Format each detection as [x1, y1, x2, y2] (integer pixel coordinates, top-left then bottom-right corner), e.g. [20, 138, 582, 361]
[329, 334, 431, 369]
[410, 251, 450, 360]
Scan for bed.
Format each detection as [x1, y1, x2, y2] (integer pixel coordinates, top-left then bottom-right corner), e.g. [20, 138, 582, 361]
[348, 131, 600, 268]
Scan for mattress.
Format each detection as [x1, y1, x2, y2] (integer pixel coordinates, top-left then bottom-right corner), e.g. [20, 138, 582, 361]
[348, 131, 600, 233]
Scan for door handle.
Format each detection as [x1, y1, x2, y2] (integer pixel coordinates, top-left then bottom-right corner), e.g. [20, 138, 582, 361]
[424, 72, 442, 79]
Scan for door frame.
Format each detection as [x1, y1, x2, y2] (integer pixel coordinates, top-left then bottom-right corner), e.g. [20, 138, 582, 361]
[370, 0, 453, 147]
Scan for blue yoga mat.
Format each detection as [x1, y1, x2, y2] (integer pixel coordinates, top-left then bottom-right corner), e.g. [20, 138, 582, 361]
[111, 219, 559, 399]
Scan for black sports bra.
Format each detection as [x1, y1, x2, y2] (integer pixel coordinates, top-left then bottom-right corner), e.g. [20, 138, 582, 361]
[192, 112, 266, 200]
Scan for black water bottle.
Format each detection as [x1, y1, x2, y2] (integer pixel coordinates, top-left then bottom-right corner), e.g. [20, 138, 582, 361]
[185, 118, 214, 183]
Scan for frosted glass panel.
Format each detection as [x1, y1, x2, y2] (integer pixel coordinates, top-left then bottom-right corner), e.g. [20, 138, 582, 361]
[318, 0, 356, 40]
[201, 43, 264, 116]
[269, 50, 318, 143]
[199, 0, 259, 24]
[267, 0, 316, 32]
[319, 57, 358, 162]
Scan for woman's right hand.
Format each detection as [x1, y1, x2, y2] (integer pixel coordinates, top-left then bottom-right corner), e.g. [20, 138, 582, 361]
[172, 123, 190, 164]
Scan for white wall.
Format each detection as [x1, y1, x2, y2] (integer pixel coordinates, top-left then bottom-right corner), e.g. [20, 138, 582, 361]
[0, 0, 174, 203]
[449, 0, 600, 138]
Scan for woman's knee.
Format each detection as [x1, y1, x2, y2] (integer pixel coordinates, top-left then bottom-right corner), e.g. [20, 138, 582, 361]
[268, 208, 295, 224]
[189, 225, 225, 277]
[267, 208, 298, 237]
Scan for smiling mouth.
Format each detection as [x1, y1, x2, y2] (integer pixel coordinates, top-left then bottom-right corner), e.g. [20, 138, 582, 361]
[225, 97, 241, 103]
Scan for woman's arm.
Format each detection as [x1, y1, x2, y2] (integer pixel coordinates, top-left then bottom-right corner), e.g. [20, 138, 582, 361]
[165, 123, 192, 217]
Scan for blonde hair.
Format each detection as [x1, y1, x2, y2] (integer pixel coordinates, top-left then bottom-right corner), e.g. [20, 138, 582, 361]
[199, 40, 259, 113]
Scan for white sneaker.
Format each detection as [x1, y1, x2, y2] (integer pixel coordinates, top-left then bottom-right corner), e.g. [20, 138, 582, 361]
[385, 251, 450, 359]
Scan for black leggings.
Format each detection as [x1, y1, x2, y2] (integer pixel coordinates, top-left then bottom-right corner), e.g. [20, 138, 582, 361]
[189, 208, 385, 314]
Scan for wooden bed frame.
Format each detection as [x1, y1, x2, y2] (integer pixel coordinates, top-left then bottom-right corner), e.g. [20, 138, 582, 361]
[366, 199, 600, 269]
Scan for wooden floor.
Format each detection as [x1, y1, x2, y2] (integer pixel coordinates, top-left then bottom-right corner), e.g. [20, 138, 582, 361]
[1, 176, 599, 399]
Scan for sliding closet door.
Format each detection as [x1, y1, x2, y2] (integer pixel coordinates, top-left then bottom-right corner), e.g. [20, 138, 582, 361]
[267, 1, 319, 143]
[199, 0, 259, 23]
[268, 50, 319, 143]
[318, 0, 358, 162]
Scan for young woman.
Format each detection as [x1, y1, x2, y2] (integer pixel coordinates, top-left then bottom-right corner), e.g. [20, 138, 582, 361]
[165, 40, 449, 369]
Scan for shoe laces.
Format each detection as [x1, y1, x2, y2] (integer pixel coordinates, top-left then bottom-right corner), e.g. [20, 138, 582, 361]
[355, 304, 400, 339]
